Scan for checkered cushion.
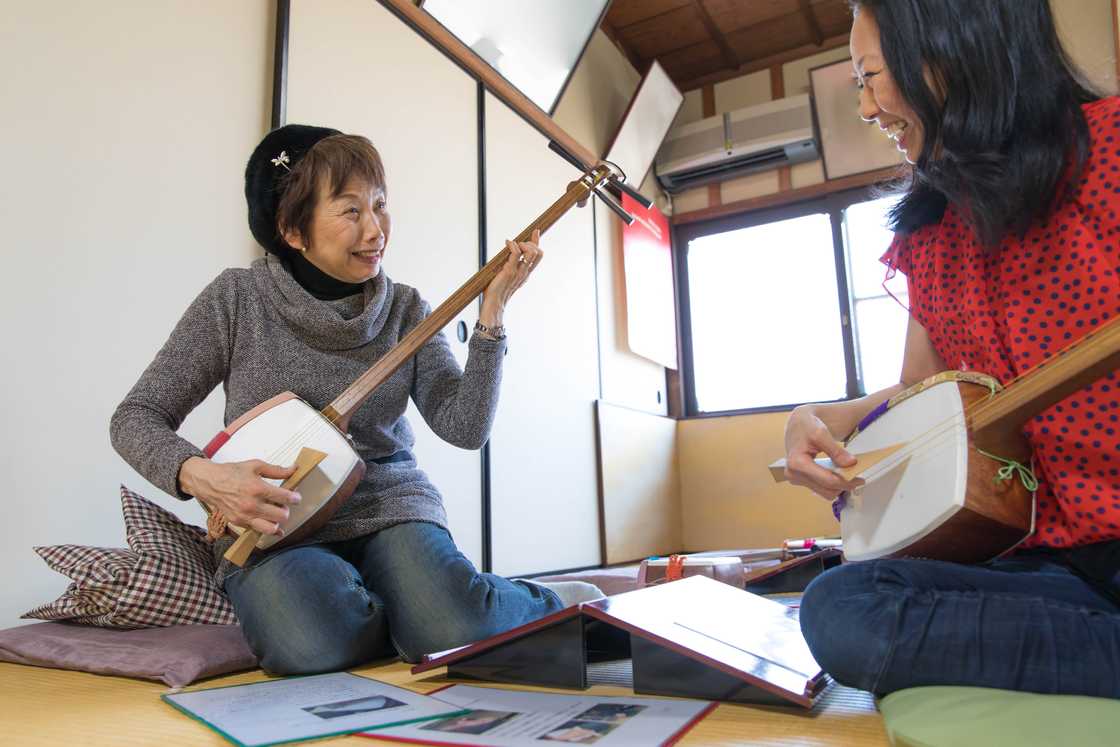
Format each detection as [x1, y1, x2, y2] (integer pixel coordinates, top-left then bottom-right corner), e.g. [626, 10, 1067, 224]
[22, 486, 236, 628]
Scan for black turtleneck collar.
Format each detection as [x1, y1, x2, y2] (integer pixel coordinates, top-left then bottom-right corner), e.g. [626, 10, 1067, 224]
[284, 251, 365, 300]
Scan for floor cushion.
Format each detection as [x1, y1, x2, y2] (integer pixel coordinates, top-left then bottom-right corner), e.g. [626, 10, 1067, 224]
[0, 621, 257, 688]
[879, 686, 1120, 747]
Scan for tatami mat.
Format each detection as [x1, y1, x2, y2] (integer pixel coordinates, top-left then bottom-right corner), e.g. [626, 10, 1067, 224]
[0, 659, 888, 746]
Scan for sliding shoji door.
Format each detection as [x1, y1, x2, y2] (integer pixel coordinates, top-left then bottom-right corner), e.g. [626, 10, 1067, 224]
[484, 92, 602, 576]
[287, 0, 483, 564]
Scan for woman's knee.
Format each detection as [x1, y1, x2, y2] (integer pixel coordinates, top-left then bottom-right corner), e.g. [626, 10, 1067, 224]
[390, 600, 504, 664]
[799, 562, 886, 690]
[801, 563, 877, 631]
[360, 524, 560, 662]
[255, 625, 393, 675]
[225, 547, 392, 674]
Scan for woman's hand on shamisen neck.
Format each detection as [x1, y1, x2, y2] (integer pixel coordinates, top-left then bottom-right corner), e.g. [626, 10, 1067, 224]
[479, 228, 545, 331]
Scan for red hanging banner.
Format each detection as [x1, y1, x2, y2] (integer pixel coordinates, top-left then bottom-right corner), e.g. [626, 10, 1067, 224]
[620, 193, 677, 369]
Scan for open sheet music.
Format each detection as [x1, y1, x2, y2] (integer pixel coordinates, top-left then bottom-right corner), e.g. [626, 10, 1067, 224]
[162, 672, 464, 746]
[364, 684, 713, 746]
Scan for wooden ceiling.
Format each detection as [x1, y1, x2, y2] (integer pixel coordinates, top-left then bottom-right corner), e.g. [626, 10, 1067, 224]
[601, 0, 853, 91]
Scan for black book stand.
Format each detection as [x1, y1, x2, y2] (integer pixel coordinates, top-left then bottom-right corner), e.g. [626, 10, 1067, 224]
[413, 564, 839, 709]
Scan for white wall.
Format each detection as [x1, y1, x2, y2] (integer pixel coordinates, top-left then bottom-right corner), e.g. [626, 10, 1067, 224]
[484, 93, 602, 575]
[285, 0, 484, 566]
[1, 1, 273, 627]
[555, 33, 670, 416]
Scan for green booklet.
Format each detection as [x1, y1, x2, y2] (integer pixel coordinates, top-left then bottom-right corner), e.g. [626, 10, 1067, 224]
[162, 672, 466, 746]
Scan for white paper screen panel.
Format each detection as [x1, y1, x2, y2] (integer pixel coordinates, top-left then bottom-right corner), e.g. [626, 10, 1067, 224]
[605, 61, 683, 189]
[287, 0, 483, 565]
[597, 401, 681, 565]
[484, 92, 601, 576]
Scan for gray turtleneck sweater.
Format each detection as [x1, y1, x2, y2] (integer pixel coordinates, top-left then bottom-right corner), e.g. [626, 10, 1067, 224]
[110, 255, 506, 579]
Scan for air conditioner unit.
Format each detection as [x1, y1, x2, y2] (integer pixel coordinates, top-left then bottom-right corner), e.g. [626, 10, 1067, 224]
[655, 94, 819, 194]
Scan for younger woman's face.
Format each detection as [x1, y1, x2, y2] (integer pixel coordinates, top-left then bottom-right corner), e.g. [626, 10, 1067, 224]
[850, 9, 924, 163]
[285, 176, 391, 284]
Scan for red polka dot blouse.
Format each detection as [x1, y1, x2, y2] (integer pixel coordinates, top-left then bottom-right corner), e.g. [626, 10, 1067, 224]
[883, 96, 1120, 549]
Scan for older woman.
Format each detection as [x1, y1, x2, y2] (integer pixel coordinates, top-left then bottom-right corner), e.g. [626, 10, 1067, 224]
[784, 0, 1120, 697]
[111, 125, 601, 675]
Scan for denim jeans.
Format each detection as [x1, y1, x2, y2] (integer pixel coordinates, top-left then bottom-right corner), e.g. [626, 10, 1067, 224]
[223, 522, 563, 675]
[799, 542, 1120, 697]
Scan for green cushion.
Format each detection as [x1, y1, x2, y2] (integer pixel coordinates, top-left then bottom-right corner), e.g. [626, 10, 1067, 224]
[879, 687, 1120, 747]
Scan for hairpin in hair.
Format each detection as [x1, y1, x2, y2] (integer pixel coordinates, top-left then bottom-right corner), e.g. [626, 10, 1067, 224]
[271, 151, 291, 171]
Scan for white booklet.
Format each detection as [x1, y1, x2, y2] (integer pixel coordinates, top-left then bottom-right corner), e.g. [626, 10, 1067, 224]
[162, 672, 466, 747]
[361, 685, 713, 746]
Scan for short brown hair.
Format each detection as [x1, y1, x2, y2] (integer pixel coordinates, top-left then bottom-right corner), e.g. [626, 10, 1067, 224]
[275, 134, 386, 250]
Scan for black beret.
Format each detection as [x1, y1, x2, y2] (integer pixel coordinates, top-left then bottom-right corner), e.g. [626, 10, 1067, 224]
[245, 124, 341, 256]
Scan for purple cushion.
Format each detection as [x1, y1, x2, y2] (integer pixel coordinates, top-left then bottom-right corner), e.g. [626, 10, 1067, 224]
[22, 486, 236, 628]
[0, 621, 257, 688]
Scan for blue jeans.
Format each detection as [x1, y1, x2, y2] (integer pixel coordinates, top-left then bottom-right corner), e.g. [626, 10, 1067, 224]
[223, 522, 563, 675]
[799, 543, 1120, 697]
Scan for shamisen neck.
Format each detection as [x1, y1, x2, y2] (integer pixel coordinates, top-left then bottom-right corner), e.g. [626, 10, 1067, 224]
[319, 166, 613, 431]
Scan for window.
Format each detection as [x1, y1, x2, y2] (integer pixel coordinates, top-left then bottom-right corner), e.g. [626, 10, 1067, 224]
[843, 195, 907, 394]
[676, 188, 906, 415]
[686, 213, 847, 411]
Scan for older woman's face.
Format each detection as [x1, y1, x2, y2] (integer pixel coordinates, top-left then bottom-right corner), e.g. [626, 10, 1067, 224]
[850, 9, 923, 163]
[290, 176, 390, 284]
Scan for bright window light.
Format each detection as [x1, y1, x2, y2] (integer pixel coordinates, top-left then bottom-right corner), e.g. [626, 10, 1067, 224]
[842, 195, 908, 393]
[687, 213, 847, 411]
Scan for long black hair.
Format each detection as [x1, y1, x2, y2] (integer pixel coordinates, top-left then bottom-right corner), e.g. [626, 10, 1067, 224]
[851, 0, 1099, 247]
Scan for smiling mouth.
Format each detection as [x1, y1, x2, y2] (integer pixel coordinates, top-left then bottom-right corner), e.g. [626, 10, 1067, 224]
[352, 248, 383, 261]
[883, 120, 908, 142]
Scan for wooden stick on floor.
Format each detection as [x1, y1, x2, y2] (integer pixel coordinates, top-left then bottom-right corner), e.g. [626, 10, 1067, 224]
[224, 447, 328, 567]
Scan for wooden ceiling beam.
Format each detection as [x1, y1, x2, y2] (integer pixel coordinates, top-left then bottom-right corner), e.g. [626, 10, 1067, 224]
[676, 31, 849, 91]
[378, 0, 599, 169]
[606, 0, 692, 30]
[798, 0, 825, 46]
[689, 0, 739, 71]
[616, 6, 711, 61]
[613, 3, 693, 33]
[600, 18, 645, 72]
